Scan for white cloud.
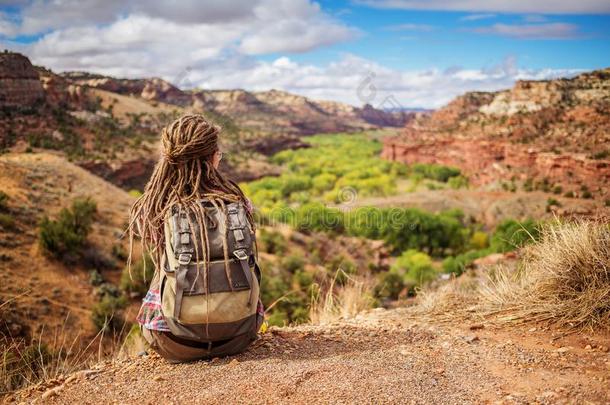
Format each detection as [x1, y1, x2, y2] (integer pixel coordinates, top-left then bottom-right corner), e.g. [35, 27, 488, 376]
[522, 15, 548, 23]
[0, 0, 585, 109]
[471, 23, 581, 39]
[385, 23, 436, 32]
[460, 14, 496, 21]
[354, 0, 610, 14]
[0, 0, 356, 55]
[186, 54, 581, 109]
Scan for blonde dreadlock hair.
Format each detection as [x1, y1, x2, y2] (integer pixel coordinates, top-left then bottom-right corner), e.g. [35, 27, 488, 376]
[127, 114, 253, 277]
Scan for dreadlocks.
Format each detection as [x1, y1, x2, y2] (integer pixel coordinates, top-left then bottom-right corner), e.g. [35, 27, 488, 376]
[127, 114, 252, 275]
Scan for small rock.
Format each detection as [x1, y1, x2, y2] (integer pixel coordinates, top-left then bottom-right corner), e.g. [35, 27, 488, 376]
[229, 359, 239, 366]
[137, 351, 148, 357]
[556, 347, 570, 354]
[469, 324, 484, 330]
[64, 375, 78, 384]
[153, 375, 164, 381]
[464, 335, 479, 344]
[42, 386, 61, 400]
[528, 327, 537, 332]
[584, 344, 592, 350]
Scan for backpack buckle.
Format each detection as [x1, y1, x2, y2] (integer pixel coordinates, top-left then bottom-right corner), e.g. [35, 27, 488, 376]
[233, 249, 248, 261]
[177, 253, 192, 265]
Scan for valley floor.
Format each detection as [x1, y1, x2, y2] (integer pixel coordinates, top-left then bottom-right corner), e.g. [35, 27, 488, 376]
[11, 308, 610, 404]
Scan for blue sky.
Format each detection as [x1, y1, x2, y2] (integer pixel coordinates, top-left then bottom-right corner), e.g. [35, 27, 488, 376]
[1, 0, 609, 108]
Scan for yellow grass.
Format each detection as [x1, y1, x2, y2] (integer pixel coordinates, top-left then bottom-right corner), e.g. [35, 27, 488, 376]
[417, 221, 610, 330]
[309, 271, 376, 325]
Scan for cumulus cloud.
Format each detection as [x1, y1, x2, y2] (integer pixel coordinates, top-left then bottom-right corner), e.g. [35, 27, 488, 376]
[0, 0, 356, 55]
[354, 0, 610, 14]
[183, 54, 581, 108]
[0, 0, 584, 108]
[471, 23, 581, 40]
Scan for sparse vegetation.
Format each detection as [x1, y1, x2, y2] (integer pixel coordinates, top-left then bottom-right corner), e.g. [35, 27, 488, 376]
[120, 254, 155, 298]
[38, 198, 97, 262]
[0, 191, 8, 210]
[91, 284, 128, 332]
[419, 221, 610, 331]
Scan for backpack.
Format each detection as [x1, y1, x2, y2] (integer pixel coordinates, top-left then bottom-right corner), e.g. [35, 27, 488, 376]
[159, 197, 262, 356]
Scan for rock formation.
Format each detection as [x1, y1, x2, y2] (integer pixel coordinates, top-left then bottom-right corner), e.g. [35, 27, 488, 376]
[382, 69, 610, 199]
[0, 51, 45, 108]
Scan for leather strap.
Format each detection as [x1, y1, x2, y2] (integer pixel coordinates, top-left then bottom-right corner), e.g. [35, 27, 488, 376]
[173, 210, 193, 319]
[233, 249, 253, 306]
[174, 263, 188, 319]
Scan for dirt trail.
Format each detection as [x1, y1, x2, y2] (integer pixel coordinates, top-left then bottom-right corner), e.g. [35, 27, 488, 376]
[347, 189, 604, 227]
[12, 308, 610, 404]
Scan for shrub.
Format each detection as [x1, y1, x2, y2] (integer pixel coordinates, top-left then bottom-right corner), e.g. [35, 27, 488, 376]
[552, 185, 563, 195]
[257, 228, 287, 255]
[39, 198, 97, 261]
[312, 173, 337, 193]
[469, 231, 489, 250]
[0, 213, 16, 231]
[295, 203, 344, 234]
[442, 249, 489, 275]
[376, 271, 405, 300]
[91, 284, 128, 332]
[0, 191, 8, 211]
[390, 249, 437, 293]
[411, 163, 461, 182]
[448, 175, 469, 189]
[546, 198, 561, 212]
[120, 254, 154, 297]
[89, 269, 104, 286]
[128, 189, 142, 198]
[346, 207, 469, 256]
[591, 150, 609, 160]
[281, 254, 305, 274]
[490, 219, 539, 253]
[564, 191, 575, 198]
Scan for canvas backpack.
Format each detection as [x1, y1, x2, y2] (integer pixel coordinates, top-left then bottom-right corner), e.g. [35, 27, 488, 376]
[159, 197, 262, 354]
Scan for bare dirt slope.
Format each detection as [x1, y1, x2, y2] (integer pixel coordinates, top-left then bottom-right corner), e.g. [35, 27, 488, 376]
[0, 152, 134, 347]
[14, 308, 610, 404]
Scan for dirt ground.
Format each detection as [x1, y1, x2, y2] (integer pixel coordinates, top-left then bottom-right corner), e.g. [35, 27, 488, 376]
[10, 307, 610, 405]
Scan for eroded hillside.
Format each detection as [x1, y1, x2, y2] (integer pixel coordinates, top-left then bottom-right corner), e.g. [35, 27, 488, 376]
[382, 69, 610, 201]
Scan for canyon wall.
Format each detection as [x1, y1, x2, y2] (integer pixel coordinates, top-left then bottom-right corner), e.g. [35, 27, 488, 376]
[383, 68, 610, 198]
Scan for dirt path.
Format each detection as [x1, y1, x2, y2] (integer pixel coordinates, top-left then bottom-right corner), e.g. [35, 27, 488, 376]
[11, 308, 610, 404]
[345, 189, 604, 227]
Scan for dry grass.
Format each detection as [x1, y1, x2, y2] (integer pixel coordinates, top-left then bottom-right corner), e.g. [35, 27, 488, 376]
[1, 323, 92, 395]
[309, 271, 376, 325]
[1, 313, 134, 397]
[415, 275, 480, 318]
[417, 221, 610, 331]
[481, 221, 610, 329]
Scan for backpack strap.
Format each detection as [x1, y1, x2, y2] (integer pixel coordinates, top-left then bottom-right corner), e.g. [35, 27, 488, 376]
[171, 211, 194, 319]
[226, 203, 255, 307]
[233, 249, 253, 306]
